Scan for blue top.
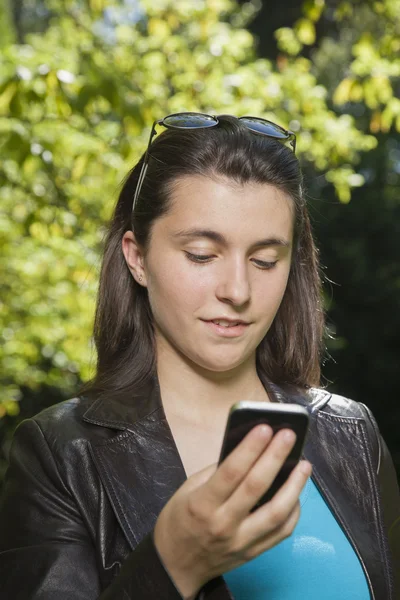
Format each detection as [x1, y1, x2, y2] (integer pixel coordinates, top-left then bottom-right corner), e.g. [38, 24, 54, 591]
[223, 479, 370, 599]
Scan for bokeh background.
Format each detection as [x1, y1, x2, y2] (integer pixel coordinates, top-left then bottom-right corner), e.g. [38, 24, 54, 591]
[0, 0, 399, 489]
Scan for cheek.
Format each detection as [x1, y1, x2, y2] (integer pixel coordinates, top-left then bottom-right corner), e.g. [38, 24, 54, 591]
[147, 263, 209, 320]
[255, 268, 291, 315]
[275, 267, 291, 301]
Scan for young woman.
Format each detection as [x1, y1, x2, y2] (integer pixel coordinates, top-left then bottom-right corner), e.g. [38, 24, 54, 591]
[0, 113, 399, 600]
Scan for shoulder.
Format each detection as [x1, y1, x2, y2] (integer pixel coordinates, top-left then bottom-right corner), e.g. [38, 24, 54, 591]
[307, 387, 380, 437]
[29, 396, 99, 437]
[307, 387, 383, 470]
[273, 381, 373, 420]
[12, 396, 115, 467]
[31, 395, 91, 426]
[307, 387, 372, 419]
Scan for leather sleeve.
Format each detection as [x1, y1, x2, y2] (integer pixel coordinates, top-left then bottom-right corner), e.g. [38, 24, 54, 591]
[0, 419, 184, 600]
[379, 436, 400, 599]
[362, 404, 400, 599]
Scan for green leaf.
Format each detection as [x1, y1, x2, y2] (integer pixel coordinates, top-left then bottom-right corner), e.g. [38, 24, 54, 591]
[295, 18, 316, 46]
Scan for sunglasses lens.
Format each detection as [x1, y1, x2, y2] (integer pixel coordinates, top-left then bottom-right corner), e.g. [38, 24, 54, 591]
[163, 112, 218, 129]
[239, 117, 288, 139]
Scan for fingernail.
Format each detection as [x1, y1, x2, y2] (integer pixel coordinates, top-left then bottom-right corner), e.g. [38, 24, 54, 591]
[282, 429, 295, 444]
[258, 424, 271, 439]
[299, 460, 312, 476]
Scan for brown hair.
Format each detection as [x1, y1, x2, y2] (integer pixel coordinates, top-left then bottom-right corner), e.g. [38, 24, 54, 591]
[84, 115, 324, 398]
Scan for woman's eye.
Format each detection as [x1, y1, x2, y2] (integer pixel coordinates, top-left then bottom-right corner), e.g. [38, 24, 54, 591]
[184, 253, 278, 269]
[252, 259, 278, 270]
[185, 252, 213, 263]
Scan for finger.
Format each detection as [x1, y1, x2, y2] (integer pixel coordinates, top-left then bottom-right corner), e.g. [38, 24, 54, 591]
[241, 459, 311, 543]
[242, 502, 301, 561]
[196, 424, 273, 509]
[183, 463, 218, 493]
[224, 428, 299, 519]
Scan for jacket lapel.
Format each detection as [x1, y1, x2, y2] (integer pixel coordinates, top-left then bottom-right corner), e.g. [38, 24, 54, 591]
[84, 398, 186, 549]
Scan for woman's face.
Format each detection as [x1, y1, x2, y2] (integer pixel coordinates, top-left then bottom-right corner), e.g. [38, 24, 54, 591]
[126, 175, 294, 375]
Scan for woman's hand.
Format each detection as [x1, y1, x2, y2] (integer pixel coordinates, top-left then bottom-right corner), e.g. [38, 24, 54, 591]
[153, 425, 312, 598]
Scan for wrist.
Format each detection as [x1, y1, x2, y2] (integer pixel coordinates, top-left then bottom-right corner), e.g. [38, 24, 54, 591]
[167, 570, 202, 599]
[152, 530, 204, 598]
[156, 555, 204, 598]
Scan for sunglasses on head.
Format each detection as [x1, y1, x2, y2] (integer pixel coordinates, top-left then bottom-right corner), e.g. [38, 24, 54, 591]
[132, 112, 296, 213]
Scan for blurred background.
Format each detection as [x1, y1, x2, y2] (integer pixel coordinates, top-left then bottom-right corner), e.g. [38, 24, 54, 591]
[0, 0, 399, 489]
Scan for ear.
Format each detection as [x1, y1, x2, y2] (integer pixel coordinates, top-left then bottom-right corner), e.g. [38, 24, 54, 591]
[121, 230, 147, 286]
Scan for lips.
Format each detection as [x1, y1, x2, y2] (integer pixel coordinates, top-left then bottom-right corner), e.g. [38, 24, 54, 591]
[210, 319, 247, 328]
[202, 319, 250, 337]
[202, 318, 250, 328]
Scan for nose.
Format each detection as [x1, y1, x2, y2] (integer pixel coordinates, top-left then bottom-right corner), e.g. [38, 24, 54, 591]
[215, 256, 251, 307]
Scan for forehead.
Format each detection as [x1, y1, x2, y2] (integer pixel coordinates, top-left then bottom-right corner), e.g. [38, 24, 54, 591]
[157, 174, 294, 243]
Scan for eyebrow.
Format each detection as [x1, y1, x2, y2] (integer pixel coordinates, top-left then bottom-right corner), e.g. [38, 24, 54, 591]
[172, 228, 291, 248]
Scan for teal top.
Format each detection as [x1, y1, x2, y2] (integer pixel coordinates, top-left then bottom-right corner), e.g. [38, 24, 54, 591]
[223, 479, 370, 599]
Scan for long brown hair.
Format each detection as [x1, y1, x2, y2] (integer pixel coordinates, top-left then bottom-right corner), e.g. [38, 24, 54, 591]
[84, 115, 324, 398]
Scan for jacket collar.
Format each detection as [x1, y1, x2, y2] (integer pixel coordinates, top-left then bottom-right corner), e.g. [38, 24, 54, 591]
[82, 374, 331, 431]
[82, 377, 164, 431]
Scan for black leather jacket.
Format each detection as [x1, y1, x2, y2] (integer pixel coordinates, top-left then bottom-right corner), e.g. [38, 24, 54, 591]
[0, 377, 399, 600]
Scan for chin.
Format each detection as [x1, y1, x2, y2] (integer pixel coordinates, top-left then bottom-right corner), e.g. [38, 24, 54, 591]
[192, 353, 250, 374]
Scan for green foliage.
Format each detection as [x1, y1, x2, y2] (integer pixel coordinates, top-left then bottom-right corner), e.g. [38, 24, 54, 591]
[276, 0, 400, 135]
[0, 0, 15, 47]
[0, 0, 398, 419]
[333, 1, 400, 132]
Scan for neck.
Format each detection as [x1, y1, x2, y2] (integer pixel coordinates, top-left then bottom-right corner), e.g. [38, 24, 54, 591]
[156, 344, 269, 428]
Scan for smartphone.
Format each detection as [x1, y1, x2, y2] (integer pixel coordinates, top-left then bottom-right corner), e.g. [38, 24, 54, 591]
[218, 402, 309, 510]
